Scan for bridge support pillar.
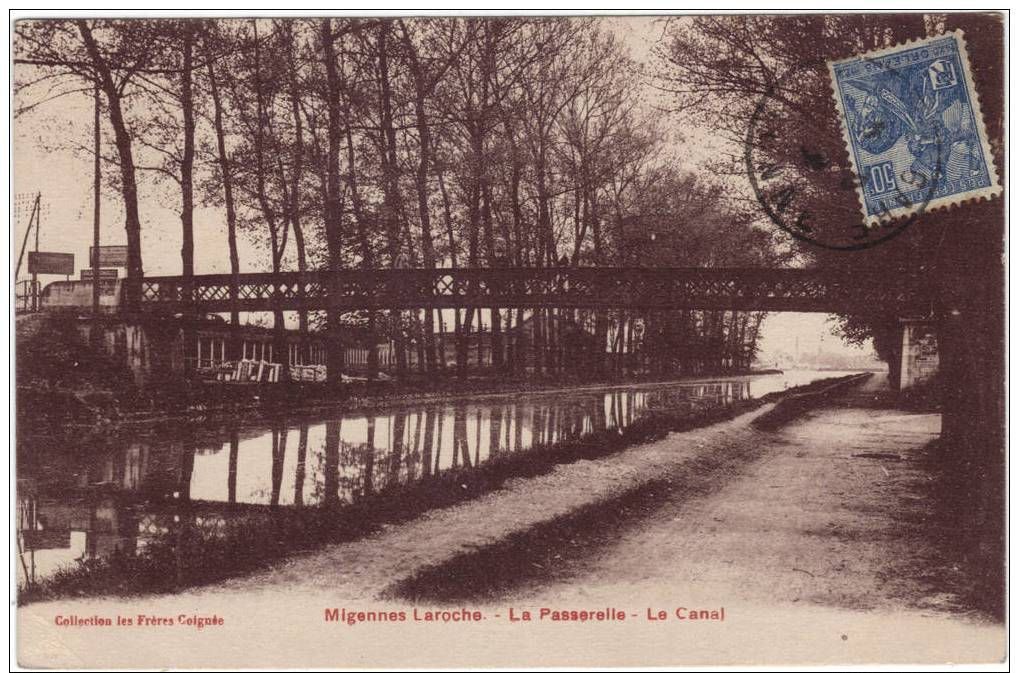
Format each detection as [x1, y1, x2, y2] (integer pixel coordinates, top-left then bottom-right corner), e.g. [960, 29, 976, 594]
[897, 318, 939, 391]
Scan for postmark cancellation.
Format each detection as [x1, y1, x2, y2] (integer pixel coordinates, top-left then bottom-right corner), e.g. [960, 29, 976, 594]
[828, 31, 1000, 227]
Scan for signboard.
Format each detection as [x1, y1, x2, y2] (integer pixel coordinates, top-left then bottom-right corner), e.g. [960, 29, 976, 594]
[81, 268, 119, 281]
[21, 529, 71, 551]
[27, 251, 74, 275]
[89, 245, 129, 268]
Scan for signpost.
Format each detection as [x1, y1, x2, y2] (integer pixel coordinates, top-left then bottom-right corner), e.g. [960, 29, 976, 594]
[27, 252, 74, 276]
[81, 268, 119, 281]
[89, 245, 129, 268]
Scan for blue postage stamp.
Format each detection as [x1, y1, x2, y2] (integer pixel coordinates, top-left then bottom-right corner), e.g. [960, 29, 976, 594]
[829, 31, 1000, 226]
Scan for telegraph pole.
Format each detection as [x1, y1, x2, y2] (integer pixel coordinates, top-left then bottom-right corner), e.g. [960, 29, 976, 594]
[15, 195, 40, 312]
[92, 79, 102, 322]
[14, 196, 38, 277]
[31, 193, 40, 311]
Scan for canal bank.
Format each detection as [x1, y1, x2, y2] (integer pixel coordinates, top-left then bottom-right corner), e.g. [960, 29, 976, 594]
[18, 365, 795, 431]
[18, 305, 795, 427]
[19, 371, 854, 603]
[18, 374, 1003, 667]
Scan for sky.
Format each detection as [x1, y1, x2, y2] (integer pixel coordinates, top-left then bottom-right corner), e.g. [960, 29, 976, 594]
[12, 16, 876, 362]
[755, 312, 876, 366]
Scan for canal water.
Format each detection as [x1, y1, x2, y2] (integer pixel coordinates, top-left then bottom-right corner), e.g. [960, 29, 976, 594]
[16, 370, 859, 589]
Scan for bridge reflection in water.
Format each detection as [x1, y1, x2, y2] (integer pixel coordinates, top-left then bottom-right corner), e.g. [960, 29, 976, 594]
[16, 371, 848, 588]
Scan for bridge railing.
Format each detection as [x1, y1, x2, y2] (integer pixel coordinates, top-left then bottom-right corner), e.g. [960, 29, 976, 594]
[120, 267, 931, 314]
[15, 279, 40, 313]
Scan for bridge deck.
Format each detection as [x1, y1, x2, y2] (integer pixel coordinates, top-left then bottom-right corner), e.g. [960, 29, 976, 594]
[122, 267, 931, 314]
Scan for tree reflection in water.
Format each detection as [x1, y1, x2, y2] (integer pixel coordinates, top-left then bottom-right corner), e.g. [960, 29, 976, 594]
[17, 378, 766, 594]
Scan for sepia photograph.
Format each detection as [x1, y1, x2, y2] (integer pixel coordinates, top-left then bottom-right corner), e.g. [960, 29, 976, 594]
[11, 9, 1007, 669]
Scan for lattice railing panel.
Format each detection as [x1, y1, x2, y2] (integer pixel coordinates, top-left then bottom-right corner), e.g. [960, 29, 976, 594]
[124, 267, 930, 314]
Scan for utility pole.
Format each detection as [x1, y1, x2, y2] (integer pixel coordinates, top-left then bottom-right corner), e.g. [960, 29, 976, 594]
[15, 196, 40, 312]
[92, 79, 102, 326]
[31, 192, 41, 311]
[14, 196, 39, 277]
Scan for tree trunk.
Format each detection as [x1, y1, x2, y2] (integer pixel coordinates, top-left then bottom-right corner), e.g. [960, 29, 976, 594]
[180, 29, 195, 293]
[180, 30, 197, 377]
[252, 20, 290, 383]
[376, 21, 407, 380]
[321, 18, 347, 383]
[206, 47, 240, 362]
[342, 100, 377, 380]
[401, 23, 439, 373]
[286, 25, 309, 365]
[77, 21, 144, 288]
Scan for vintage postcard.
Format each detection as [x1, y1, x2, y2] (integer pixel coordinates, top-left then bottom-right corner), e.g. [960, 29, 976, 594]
[11, 11, 1007, 670]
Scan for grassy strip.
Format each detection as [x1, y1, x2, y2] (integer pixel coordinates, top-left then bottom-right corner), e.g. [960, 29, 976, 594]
[385, 477, 684, 604]
[385, 422, 776, 605]
[751, 373, 872, 430]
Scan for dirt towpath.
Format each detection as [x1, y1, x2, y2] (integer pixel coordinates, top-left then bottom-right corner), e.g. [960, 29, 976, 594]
[18, 375, 1005, 668]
